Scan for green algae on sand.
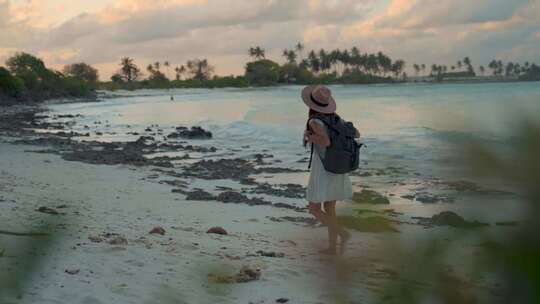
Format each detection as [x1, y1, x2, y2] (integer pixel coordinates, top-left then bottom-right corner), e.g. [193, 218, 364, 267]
[338, 215, 398, 233]
[352, 189, 390, 204]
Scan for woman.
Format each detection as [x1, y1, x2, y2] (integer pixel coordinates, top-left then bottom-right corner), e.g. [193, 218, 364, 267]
[302, 85, 358, 255]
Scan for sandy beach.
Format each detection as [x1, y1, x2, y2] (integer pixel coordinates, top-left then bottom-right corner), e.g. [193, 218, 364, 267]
[0, 93, 524, 304]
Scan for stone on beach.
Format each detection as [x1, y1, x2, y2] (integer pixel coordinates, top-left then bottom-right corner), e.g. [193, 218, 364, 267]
[208, 265, 261, 284]
[36, 206, 61, 215]
[167, 126, 212, 139]
[149, 226, 166, 235]
[65, 268, 80, 275]
[185, 189, 216, 201]
[216, 191, 272, 206]
[415, 211, 489, 228]
[88, 235, 103, 243]
[431, 211, 488, 228]
[207, 226, 228, 235]
[108, 236, 128, 246]
[256, 250, 285, 258]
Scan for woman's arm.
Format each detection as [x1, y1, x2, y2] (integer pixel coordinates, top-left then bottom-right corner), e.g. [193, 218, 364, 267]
[306, 120, 330, 147]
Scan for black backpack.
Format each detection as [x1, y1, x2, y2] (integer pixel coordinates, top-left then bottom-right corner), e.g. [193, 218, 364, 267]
[307, 114, 363, 174]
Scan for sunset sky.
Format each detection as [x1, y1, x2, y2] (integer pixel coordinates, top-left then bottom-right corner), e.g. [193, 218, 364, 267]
[1, 0, 539, 80]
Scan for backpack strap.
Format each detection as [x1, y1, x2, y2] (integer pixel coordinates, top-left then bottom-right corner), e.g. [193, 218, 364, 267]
[308, 143, 314, 170]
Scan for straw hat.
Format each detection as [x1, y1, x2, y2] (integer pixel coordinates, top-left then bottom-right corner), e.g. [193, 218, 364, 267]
[301, 85, 336, 114]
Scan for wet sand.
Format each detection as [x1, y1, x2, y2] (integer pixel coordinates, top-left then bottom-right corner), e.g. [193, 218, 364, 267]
[0, 104, 515, 303]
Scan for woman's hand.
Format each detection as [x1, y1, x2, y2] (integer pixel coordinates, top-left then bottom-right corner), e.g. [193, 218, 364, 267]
[307, 121, 331, 147]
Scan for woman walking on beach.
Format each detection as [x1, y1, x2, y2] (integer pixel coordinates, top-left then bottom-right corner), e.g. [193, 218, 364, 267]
[302, 85, 359, 255]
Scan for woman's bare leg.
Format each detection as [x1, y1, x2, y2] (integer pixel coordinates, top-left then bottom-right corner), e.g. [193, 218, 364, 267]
[308, 202, 335, 254]
[323, 201, 338, 254]
[324, 201, 351, 255]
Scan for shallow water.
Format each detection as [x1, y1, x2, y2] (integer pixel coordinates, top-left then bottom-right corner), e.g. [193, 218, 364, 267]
[43, 82, 540, 221]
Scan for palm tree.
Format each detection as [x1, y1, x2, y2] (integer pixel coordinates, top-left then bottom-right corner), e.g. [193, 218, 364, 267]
[488, 60, 498, 76]
[457, 61, 462, 71]
[421, 64, 426, 76]
[308, 50, 320, 74]
[282, 49, 297, 64]
[505, 62, 515, 77]
[177, 65, 186, 80]
[514, 63, 521, 76]
[376, 51, 391, 76]
[479, 65, 485, 76]
[249, 46, 265, 60]
[451, 66, 456, 71]
[350, 47, 361, 71]
[319, 49, 330, 73]
[413, 64, 420, 76]
[341, 49, 351, 74]
[174, 66, 181, 81]
[431, 64, 438, 76]
[295, 42, 304, 62]
[463, 57, 471, 67]
[391, 60, 405, 78]
[119, 57, 141, 82]
[164, 61, 170, 80]
[154, 61, 160, 72]
[186, 59, 214, 81]
[463, 57, 473, 74]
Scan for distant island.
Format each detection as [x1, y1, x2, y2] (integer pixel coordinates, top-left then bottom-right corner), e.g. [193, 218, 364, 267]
[1, 42, 539, 104]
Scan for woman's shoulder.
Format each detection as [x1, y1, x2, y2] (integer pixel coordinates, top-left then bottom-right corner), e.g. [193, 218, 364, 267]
[308, 117, 325, 127]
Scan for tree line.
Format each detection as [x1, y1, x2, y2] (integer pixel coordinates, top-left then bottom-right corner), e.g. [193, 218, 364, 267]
[0, 52, 97, 104]
[2, 47, 540, 103]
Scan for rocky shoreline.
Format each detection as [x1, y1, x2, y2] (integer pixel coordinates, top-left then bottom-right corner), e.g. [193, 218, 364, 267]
[0, 103, 519, 230]
[0, 100, 521, 303]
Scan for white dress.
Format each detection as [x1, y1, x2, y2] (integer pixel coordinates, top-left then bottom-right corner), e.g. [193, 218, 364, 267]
[306, 118, 353, 203]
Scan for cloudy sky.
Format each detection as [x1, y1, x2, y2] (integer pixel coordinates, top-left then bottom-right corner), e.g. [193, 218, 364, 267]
[1, 0, 539, 80]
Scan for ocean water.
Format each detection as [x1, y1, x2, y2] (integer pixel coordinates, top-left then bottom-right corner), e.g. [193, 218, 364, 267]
[44, 82, 540, 221]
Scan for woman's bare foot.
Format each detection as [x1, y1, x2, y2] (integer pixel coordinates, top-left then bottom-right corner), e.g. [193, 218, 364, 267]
[318, 247, 337, 255]
[339, 230, 351, 255]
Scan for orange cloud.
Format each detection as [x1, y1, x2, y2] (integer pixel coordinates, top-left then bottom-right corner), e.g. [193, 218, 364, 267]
[386, 0, 417, 17]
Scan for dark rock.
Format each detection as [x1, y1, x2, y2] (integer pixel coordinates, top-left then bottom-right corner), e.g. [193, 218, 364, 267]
[109, 236, 128, 245]
[167, 126, 212, 139]
[276, 298, 289, 303]
[149, 226, 166, 235]
[268, 216, 319, 226]
[240, 178, 258, 185]
[247, 183, 305, 199]
[256, 250, 285, 258]
[415, 193, 454, 204]
[36, 206, 61, 215]
[216, 191, 272, 206]
[235, 266, 261, 283]
[65, 269, 80, 275]
[88, 235, 103, 243]
[217, 191, 249, 203]
[253, 153, 273, 165]
[183, 158, 253, 180]
[207, 227, 228, 235]
[185, 190, 216, 201]
[207, 265, 261, 284]
[417, 211, 489, 228]
[401, 194, 415, 200]
[272, 202, 304, 212]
